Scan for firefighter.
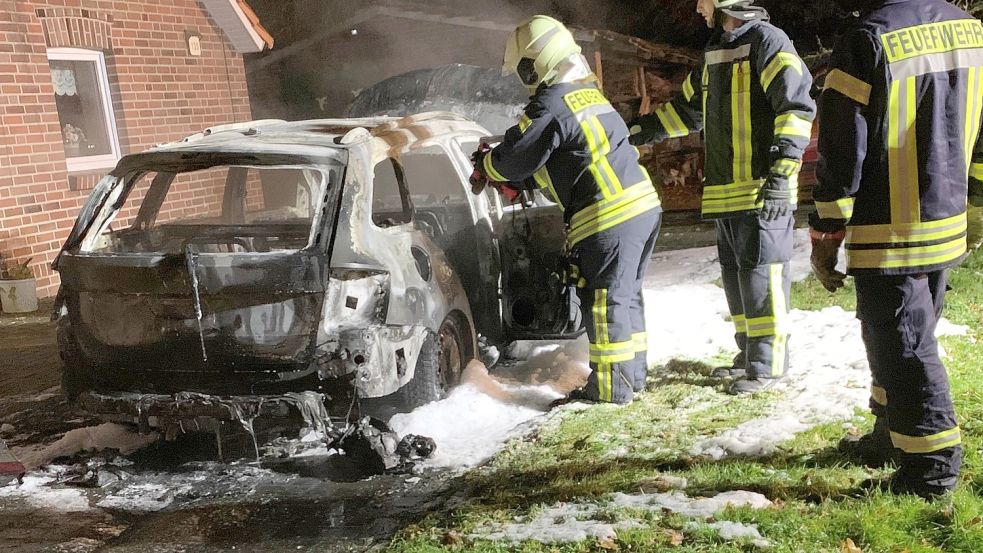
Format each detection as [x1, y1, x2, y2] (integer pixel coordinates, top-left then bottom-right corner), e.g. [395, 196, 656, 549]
[472, 15, 663, 404]
[810, 0, 983, 498]
[629, 0, 815, 394]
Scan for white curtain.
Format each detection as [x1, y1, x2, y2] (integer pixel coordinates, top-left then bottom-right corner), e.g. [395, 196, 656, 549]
[51, 68, 78, 96]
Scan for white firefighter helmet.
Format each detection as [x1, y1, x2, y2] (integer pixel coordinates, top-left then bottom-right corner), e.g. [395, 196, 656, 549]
[503, 15, 581, 89]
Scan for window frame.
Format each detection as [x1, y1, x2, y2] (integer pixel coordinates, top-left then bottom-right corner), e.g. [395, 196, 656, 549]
[47, 47, 122, 173]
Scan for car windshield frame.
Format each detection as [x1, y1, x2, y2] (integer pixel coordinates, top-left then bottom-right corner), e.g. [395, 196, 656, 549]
[60, 150, 347, 259]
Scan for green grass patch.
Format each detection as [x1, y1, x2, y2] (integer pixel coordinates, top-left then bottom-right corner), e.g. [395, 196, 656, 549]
[391, 250, 983, 552]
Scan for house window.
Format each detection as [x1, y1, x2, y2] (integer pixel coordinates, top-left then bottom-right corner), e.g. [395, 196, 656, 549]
[47, 48, 121, 172]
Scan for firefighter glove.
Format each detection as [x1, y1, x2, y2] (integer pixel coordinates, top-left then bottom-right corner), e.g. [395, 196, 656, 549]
[757, 175, 793, 222]
[810, 229, 847, 293]
[491, 181, 522, 203]
[627, 117, 656, 147]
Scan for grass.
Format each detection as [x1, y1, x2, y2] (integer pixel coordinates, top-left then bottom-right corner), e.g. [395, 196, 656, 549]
[390, 250, 983, 553]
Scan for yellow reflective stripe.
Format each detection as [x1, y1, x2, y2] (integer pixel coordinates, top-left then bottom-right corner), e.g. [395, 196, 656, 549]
[568, 188, 662, 246]
[732, 61, 753, 183]
[888, 76, 921, 225]
[519, 114, 533, 133]
[964, 67, 983, 176]
[533, 167, 564, 210]
[732, 314, 747, 333]
[580, 116, 622, 199]
[825, 69, 872, 106]
[655, 103, 690, 139]
[769, 263, 788, 377]
[702, 180, 764, 199]
[682, 72, 696, 102]
[816, 197, 856, 220]
[775, 112, 813, 138]
[972, 163, 983, 181]
[701, 180, 764, 215]
[761, 52, 804, 91]
[483, 153, 508, 182]
[746, 316, 777, 338]
[590, 341, 635, 364]
[846, 237, 967, 270]
[593, 289, 612, 401]
[772, 158, 802, 178]
[702, 64, 709, 119]
[890, 427, 962, 454]
[570, 182, 658, 227]
[632, 332, 648, 353]
[881, 20, 983, 63]
[871, 385, 887, 407]
[847, 212, 966, 245]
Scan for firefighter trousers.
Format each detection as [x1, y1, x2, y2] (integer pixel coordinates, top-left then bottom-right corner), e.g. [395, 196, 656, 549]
[856, 271, 961, 491]
[716, 213, 792, 380]
[574, 210, 662, 404]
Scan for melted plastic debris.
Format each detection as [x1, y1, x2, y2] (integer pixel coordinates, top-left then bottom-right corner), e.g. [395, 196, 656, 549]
[15, 423, 158, 470]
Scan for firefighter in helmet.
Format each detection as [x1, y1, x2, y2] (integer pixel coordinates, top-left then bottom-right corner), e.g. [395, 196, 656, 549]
[472, 15, 663, 404]
[629, 0, 816, 394]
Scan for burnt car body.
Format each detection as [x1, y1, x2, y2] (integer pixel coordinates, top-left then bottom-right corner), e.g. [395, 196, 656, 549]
[53, 112, 581, 434]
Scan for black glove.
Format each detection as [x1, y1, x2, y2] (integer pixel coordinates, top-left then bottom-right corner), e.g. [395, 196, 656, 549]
[757, 175, 793, 222]
[810, 230, 847, 293]
[627, 118, 657, 147]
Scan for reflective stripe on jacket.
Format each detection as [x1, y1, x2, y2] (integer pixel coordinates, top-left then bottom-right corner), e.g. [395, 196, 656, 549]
[812, 0, 983, 275]
[633, 19, 815, 219]
[485, 82, 661, 247]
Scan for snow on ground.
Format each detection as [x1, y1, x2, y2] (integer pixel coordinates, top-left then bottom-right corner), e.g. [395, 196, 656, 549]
[470, 490, 772, 545]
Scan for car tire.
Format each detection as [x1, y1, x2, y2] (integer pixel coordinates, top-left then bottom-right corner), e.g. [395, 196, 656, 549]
[396, 316, 467, 410]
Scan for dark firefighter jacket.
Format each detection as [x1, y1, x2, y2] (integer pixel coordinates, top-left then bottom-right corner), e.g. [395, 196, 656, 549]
[631, 19, 816, 218]
[482, 82, 661, 247]
[811, 0, 983, 275]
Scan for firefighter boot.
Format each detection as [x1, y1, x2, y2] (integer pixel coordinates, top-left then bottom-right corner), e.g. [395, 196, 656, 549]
[711, 352, 747, 379]
[727, 376, 782, 395]
[838, 417, 903, 468]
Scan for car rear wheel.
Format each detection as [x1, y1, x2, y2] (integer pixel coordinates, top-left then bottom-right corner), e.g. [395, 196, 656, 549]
[397, 316, 466, 410]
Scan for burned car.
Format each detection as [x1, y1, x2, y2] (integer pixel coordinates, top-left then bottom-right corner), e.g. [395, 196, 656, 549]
[53, 112, 581, 436]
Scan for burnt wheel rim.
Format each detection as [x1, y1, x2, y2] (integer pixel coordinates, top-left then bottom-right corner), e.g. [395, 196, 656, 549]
[436, 319, 464, 393]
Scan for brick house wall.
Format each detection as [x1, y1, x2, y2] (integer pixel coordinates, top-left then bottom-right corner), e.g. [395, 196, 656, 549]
[0, 0, 255, 299]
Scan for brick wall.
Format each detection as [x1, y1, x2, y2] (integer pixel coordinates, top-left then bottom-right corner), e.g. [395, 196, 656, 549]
[0, 0, 254, 298]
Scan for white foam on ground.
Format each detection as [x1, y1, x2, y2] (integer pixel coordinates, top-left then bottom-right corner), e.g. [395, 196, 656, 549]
[471, 490, 771, 545]
[0, 474, 91, 512]
[610, 490, 773, 518]
[96, 483, 185, 513]
[471, 503, 637, 544]
[689, 303, 967, 460]
[390, 344, 591, 469]
[686, 521, 770, 547]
